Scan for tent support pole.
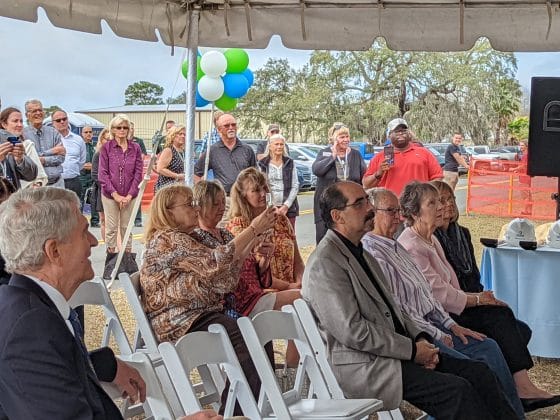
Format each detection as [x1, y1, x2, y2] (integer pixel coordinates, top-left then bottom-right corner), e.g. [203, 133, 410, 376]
[185, 9, 199, 187]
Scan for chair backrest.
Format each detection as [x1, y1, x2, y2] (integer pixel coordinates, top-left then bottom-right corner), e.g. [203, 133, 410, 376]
[102, 353, 176, 420]
[119, 272, 225, 411]
[293, 300, 416, 420]
[119, 272, 160, 353]
[291, 299, 345, 398]
[158, 324, 261, 419]
[237, 309, 333, 418]
[69, 277, 132, 355]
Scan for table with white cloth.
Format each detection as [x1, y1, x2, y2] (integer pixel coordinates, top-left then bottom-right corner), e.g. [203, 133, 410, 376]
[481, 245, 560, 358]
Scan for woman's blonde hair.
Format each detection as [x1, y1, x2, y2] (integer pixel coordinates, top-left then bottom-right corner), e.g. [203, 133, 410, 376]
[164, 124, 186, 148]
[193, 180, 226, 221]
[265, 134, 288, 158]
[145, 184, 192, 241]
[328, 122, 350, 144]
[108, 114, 131, 140]
[96, 128, 111, 152]
[229, 167, 268, 222]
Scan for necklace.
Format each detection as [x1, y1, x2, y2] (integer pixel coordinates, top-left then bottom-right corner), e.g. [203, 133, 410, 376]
[174, 146, 185, 164]
[412, 225, 433, 246]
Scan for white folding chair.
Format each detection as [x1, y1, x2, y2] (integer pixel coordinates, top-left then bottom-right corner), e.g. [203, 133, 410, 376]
[237, 310, 382, 419]
[69, 278, 164, 418]
[119, 272, 224, 411]
[101, 352, 175, 420]
[69, 276, 132, 355]
[158, 323, 262, 419]
[292, 299, 427, 420]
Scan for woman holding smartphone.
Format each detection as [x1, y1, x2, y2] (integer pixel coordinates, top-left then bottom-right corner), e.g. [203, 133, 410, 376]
[0, 107, 39, 189]
[312, 122, 366, 243]
[257, 134, 299, 228]
[227, 167, 305, 290]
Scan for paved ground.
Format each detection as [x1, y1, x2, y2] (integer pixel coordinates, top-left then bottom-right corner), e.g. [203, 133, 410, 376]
[89, 178, 468, 279]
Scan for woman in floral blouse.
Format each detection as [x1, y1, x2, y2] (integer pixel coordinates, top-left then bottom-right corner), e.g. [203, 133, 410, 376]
[227, 167, 305, 290]
[140, 183, 276, 410]
[192, 180, 301, 317]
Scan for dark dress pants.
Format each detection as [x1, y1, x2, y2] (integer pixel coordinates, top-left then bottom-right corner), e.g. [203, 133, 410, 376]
[315, 220, 328, 244]
[64, 176, 83, 207]
[451, 305, 533, 373]
[402, 353, 519, 420]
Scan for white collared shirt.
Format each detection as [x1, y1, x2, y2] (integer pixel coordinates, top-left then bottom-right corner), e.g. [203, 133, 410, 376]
[26, 275, 75, 337]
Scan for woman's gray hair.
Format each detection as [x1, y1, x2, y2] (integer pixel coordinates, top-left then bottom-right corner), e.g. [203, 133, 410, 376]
[265, 134, 288, 157]
[0, 187, 80, 273]
[399, 181, 438, 225]
[366, 187, 397, 208]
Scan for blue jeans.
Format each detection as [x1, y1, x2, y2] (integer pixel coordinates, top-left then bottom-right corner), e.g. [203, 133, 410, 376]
[436, 335, 525, 419]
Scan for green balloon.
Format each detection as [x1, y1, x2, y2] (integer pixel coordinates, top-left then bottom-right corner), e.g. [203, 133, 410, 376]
[181, 57, 204, 81]
[215, 94, 238, 111]
[224, 48, 249, 73]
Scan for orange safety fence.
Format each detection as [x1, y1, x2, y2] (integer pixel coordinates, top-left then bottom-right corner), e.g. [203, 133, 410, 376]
[141, 155, 158, 212]
[466, 158, 558, 221]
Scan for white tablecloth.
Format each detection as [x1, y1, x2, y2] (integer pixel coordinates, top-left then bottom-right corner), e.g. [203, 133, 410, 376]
[481, 245, 560, 358]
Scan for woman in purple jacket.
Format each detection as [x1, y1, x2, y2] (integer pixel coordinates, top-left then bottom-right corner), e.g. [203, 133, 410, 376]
[98, 114, 143, 279]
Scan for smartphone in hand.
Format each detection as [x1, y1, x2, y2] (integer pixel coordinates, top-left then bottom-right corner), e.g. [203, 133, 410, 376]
[383, 145, 394, 166]
[7, 136, 20, 145]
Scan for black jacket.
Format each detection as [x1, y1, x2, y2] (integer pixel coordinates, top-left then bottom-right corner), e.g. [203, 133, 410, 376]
[0, 274, 123, 419]
[311, 146, 366, 224]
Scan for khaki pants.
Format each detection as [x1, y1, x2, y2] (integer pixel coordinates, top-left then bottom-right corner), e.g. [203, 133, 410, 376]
[101, 195, 135, 250]
[443, 170, 459, 191]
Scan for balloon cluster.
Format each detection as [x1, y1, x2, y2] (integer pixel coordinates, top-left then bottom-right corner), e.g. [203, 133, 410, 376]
[182, 48, 254, 111]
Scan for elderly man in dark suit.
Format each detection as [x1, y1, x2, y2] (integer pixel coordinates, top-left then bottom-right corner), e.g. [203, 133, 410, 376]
[302, 181, 519, 419]
[0, 187, 224, 420]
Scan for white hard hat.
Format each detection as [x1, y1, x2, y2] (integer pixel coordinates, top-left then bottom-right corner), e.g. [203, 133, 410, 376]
[547, 220, 560, 248]
[502, 218, 536, 247]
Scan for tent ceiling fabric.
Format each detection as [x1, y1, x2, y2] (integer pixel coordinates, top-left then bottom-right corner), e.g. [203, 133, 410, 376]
[2, 0, 560, 51]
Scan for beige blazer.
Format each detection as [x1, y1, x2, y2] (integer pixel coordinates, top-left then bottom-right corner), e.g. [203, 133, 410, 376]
[302, 229, 425, 410]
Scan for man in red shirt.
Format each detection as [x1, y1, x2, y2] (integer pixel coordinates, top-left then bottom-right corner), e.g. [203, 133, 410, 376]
[363, 118, 442, 195]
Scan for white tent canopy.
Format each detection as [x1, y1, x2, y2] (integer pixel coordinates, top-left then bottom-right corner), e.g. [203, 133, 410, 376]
[2, 0, 560, 52]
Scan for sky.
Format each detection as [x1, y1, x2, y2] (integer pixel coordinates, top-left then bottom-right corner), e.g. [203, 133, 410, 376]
[2, 9, 560, 112]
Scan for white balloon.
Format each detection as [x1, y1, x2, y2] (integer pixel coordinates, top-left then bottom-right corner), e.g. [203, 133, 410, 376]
[199, 46, 227, 55]
[198, 76, 224, 102]
[200, 51, 227, 77]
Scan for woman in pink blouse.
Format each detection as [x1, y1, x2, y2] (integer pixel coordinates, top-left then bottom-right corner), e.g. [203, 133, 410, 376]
[397, 181, 560, 413]
[140, 184, 276, 412]
[98, 114, 143, 279]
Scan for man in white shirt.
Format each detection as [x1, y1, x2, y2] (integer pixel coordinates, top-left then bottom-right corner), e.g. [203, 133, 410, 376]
[52, 109, 86, 203]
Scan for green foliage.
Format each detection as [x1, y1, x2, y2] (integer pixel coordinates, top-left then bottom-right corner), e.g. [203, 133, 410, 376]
[167, 91, 186, 104]
[508, 116, 529, 140]
[124, 81, 164, 105]
[237, 40, 521, 144]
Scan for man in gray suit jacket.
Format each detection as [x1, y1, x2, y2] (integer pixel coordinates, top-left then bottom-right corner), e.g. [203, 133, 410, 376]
[302, 181, 518, 419]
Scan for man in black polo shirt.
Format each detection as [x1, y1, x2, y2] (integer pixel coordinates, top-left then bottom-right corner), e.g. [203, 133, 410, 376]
[443, 132, 469, 191]
[194, 113, 256, 194]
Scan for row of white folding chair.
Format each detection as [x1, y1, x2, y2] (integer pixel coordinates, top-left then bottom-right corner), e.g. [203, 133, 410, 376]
[158, 310, 382, 419]
[121, 272, 226, 411]
[291, 299, 428, 420]
[69, 277, 174, 419]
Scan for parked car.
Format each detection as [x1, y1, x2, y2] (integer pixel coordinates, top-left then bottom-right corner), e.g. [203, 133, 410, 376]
[464, 146, 504, 172]
[490, 146, 521, 161]
[428, 142, 469, 175]
[425, 145, 445, 167]
[349, 142, 375, 164]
